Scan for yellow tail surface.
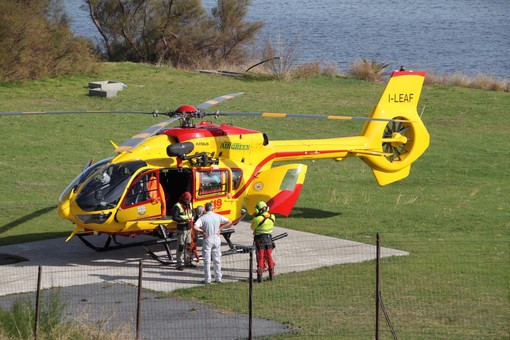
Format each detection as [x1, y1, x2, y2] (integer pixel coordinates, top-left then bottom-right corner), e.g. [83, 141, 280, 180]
[360, 70, 430, 185]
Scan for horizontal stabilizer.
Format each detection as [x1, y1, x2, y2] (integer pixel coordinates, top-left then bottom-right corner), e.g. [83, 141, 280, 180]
[371, 166, 411, 186]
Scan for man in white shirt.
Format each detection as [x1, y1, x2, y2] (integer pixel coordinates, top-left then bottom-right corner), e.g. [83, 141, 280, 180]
[194, 202, 232, 284]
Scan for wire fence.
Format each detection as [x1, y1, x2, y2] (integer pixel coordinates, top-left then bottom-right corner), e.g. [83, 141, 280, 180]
[0, 233, 508, 339]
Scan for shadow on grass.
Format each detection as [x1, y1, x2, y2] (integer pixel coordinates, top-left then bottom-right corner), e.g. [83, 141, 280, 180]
[0, 205, 57, 235]
[0, 205, 67, 246]
[288, 207, 342, 219]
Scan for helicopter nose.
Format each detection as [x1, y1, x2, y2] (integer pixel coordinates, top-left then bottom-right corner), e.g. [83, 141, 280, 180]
[58, 200, 71, 219]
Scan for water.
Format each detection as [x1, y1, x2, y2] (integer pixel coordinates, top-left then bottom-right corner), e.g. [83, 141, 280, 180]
[65, 0, 509, 78]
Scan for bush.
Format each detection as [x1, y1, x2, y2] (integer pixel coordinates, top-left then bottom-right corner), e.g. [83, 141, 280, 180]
[347, 58, 389, 82]
[0, 0, 98, 82]
[86, 0, 263, 69]
[424, 71, 509, 92]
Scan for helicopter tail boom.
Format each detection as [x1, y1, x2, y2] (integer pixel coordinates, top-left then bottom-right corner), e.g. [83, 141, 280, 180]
[359, 70, 430, 185]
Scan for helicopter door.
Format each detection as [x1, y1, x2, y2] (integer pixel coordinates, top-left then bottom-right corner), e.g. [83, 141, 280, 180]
[116, 170, 165, 222]
[245, 164, 307, 217]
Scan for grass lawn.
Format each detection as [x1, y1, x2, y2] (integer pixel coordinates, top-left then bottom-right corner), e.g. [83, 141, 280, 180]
[0, 63, 508, 338]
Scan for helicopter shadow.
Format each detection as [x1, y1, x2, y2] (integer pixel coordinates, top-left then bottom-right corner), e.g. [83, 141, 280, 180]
[287, 207, 342, 219]
[0, 205, 58, 236]
[238, 207, 342, 225]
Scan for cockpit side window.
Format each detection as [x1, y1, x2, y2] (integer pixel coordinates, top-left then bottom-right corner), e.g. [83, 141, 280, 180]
[124, 171, 156, 207]
[232, 168, 243, 190]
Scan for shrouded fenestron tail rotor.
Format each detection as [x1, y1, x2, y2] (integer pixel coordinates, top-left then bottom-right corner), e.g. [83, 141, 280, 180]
[382, 119, 414, 163]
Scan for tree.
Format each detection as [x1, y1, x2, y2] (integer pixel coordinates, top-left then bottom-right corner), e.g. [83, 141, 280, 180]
[86, 0, 263, 68]
[0, 0, 97, 82]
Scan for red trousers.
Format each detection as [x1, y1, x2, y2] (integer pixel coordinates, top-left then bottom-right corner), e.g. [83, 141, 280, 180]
[255, 247, 275, 275]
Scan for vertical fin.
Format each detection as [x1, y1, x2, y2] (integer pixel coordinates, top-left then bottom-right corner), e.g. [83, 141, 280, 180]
[361, 71, 430, 185]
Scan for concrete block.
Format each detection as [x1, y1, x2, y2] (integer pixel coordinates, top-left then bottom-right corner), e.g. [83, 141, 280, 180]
[88, 80, 109, 89]
[88, 80, 127, 98]
[89, 88, 118, 98]
[88, 80, 126, 92]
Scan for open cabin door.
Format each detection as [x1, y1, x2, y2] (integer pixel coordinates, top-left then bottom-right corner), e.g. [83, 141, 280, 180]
[245, 164, 307, 216]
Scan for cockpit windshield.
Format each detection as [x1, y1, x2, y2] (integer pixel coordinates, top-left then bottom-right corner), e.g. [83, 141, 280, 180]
[59, 157, 113, 203]
[75, 160, 147, 212]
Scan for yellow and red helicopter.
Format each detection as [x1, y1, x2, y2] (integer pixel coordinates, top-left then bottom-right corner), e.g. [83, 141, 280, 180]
[2, 70, 430, 261]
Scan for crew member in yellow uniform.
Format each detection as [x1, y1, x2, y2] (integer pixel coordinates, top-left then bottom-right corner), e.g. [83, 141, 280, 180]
[172, 191, 194, 270]
[250, 201, 276, 282]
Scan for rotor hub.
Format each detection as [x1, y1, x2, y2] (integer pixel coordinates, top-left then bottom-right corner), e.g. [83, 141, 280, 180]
[390, 132, 408, 147]
[175, 105, 197, 113]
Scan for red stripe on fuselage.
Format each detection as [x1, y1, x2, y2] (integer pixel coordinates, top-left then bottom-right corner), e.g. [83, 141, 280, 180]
[232, 149, 348, 199]
[232, 153, 277, 199]
[274, 150, 349, 158]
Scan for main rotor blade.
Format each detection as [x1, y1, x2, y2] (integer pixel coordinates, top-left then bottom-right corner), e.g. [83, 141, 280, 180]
[115, 116, 181, 153]
[195, 93, 244, 110]
[213, 112, 412, 123]
[0, 110, 153, 117]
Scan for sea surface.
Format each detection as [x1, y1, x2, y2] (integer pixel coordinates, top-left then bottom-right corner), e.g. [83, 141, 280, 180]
[65, 0, 509, 78]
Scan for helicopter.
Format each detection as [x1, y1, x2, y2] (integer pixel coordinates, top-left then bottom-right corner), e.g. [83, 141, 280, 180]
[2, 70, 429, 261]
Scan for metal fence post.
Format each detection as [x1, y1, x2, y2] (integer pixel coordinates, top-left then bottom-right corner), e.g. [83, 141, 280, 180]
[34, 265, 42, 340]
[376, 233, 380, 340]
[34, 266, 42, 340]
[136, 260, 143, 340]
[249, 249, 254, 340]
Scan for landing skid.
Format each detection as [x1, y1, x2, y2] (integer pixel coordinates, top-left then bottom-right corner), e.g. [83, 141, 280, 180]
[144, 246, 177, 265]
[221, 232, 289, 255]
[76, 229, 288, 266]
[76, 233, 177, 252]
[144, 228, 240, 265]
[143, 224, 176, 265]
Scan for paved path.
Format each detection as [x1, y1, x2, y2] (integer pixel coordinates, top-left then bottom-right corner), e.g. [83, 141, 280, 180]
[0, 223, 407, 339]
[0, 222, 407, 295]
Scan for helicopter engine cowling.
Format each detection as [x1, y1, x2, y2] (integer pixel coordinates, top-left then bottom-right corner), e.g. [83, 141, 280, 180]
[167, 142, 194, 157]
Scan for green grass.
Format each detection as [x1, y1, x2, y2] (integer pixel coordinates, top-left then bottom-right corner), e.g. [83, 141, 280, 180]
[0, 288, 130, 339]
[0, 63, 509, 338]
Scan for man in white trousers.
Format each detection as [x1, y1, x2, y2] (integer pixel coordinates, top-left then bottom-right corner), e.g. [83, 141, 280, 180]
[193, 202, 232, 284]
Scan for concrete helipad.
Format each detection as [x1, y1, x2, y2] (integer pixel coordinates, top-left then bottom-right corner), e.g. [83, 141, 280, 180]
[0, 222, 408, 296]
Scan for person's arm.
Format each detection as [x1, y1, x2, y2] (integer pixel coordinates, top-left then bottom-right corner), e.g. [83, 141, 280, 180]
[250, 216, 259, 231]
[219, 217, 232, 230]
[172, 204, 190, 223]
[194, 219, 208, 238]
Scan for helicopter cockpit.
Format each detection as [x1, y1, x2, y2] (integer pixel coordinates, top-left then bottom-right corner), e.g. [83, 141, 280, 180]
[74, 160, 147, 212]
[59, 157, 113, 204]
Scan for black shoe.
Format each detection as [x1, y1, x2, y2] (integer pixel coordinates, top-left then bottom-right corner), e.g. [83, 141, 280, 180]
[269, 273, 276, 281]
[185, 263, 196, 268]
[257, 275, 262, 283]
[176, 266, 184, 271]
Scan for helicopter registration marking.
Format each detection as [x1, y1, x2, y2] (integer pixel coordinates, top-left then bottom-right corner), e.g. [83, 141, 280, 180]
[388, 93, 414, 103]
[137, 206, 147, 216]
